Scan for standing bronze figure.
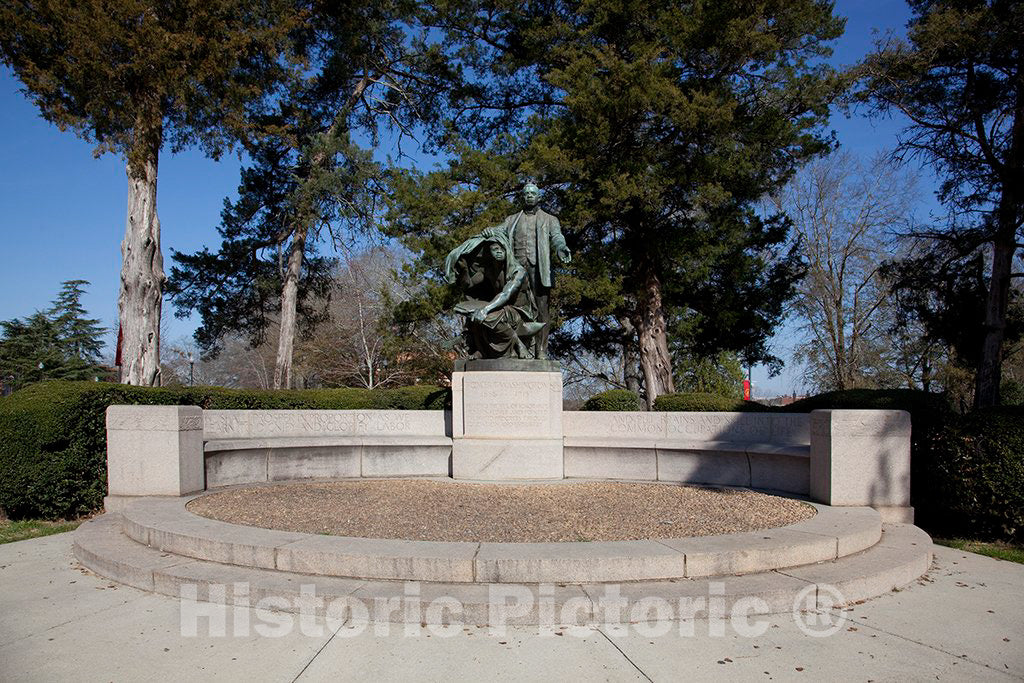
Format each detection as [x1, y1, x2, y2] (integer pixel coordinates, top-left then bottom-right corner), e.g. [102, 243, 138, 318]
[445, 182, 571, 360]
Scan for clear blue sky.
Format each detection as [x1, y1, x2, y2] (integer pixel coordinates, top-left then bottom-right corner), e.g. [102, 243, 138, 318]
[0, 0, 929, 396]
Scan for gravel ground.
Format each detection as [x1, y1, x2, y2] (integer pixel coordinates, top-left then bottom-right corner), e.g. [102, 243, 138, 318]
[186, 480, 816, 542]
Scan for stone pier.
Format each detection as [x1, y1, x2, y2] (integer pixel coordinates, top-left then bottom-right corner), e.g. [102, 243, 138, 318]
[451, 359, 564, 479]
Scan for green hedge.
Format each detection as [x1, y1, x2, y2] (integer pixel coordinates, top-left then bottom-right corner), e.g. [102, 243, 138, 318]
[582, 389, 643, 411]
[653, 392, 767, 412]
[925, 407, 1024, 542]
[0, 381, 449, 520]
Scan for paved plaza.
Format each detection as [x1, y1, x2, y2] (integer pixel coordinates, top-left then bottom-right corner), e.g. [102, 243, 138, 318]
[1, 531, 1022, 681]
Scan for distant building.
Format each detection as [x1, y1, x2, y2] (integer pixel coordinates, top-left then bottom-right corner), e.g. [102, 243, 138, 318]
[762, 392, 807, 407]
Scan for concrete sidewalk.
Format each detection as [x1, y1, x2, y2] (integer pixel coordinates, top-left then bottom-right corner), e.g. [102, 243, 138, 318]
[1, 532, 1021, 682]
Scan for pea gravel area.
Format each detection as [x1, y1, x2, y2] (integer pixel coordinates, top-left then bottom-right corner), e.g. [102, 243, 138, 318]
[186, 480, 816, 542]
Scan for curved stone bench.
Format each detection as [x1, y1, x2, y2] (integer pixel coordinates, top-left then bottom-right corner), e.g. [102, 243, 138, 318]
[117, 494, 880, 584]
[105, 405, 912, 522]
[564, 437, 809, 495]
[204, 435, 453, 487]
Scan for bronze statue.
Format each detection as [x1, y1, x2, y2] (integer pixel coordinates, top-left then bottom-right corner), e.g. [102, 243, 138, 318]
[481, 182, 571, 359]
[445, 182, 571, 360]
[444, 231, 545, 359]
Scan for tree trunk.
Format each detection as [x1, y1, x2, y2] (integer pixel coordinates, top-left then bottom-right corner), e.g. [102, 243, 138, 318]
[634, 257, 675, 408]
[271, 76, 371, 391]
[274, 224, 308, 389]
[118, 122, 164, 386]
[974, 198, 1017, 407]
[618, 316, 642, 396]
[975, 55, 1022, 407]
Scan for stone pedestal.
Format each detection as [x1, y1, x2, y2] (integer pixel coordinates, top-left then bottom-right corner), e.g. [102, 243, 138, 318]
[106, 405, 204, 496]
[451, 366, 563, 480]
[810, 409, 913, 522]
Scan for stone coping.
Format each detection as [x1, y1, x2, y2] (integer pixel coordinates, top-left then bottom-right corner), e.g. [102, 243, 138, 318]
[117, 488, 881, 584]
[564, 437, 809, 457]
[204, 435, 453, 452]
[73, 515, 932, 626]
[454, 358, 561, 372]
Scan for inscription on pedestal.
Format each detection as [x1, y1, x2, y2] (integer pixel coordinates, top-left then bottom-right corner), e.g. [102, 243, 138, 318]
[463, 375, 557, 437]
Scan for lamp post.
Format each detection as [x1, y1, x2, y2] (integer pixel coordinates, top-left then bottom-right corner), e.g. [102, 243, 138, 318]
[187, 352, 195, 387]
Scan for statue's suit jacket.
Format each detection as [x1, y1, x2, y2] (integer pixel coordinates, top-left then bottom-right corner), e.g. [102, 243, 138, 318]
[491, 208, 568, 289]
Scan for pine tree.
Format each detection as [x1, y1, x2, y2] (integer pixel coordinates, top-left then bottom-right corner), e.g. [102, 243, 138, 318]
[389, 0, 845, 405]
[167, 1, 467, 388]
[0, 280, 107, 390]
[0, 0, 297, 385]
[856, 0, 1023, 407]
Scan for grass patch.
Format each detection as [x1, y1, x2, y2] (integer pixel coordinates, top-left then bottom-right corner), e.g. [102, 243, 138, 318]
[0, 519, 82, 545]
[935, 538, 1024, 564]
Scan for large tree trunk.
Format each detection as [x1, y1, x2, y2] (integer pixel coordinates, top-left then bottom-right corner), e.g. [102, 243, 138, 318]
[274, 224, 308, 389]
[634, 257, 675, 409]
[618, 316, 642, 395]
[974, 197, 1017, 407]
[118, 122, 164, 386]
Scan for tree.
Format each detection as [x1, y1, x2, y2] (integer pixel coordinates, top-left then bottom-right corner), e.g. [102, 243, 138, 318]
[882, 238, 1024, 400]
[300, 248, 410, 389]
[0, 280, 107, 390]
[50, 280, 106, 370]
[0, 0, 295, 385]
[390, 0, 844, 406]
[672, 350, 746, 398]
[773, 151, 919, 391]
[856, 0, 1024, 407]
[168, 1, 464, 388]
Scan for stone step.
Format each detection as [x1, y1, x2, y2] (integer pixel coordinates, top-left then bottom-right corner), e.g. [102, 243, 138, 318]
[73, 515, 932, 627]
[118, 496, 882, 583]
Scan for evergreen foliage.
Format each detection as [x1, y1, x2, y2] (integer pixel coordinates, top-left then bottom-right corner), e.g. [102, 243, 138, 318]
[651, 393, 764, 412]
[0, 0, 298, 385]
[582, 389, 642, 412]
[167, 1, 469, 386]
[388, 0, 847, 404]
[0, 281, 107, 391]
[855, 0, 1024, 407]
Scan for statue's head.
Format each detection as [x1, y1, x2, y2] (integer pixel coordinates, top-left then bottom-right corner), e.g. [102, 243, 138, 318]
[522, 181, 540, 209]
[488, 241, 507, 263]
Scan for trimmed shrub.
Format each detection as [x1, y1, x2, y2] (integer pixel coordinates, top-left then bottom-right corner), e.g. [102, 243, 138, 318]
[582, 389, 642, 411]
[925, 407, 1024, 542]
[371, 385, 450, 410]
[0, 381, 450, 520]
[653, 392, 767, 412]
[782, 388, 953, 416]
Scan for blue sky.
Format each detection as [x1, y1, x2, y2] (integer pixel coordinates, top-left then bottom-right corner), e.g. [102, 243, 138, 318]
[0, 1, 929, 396]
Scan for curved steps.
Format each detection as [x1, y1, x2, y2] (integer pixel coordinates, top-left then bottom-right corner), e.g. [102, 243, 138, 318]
[73, 501, 933, 626]
[115, 496, 882, 584]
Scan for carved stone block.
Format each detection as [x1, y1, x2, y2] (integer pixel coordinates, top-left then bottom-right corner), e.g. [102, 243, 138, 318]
[452, 370, 563, 480]
[810, 409, 912, 516]
[106, 405, 204, 496]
